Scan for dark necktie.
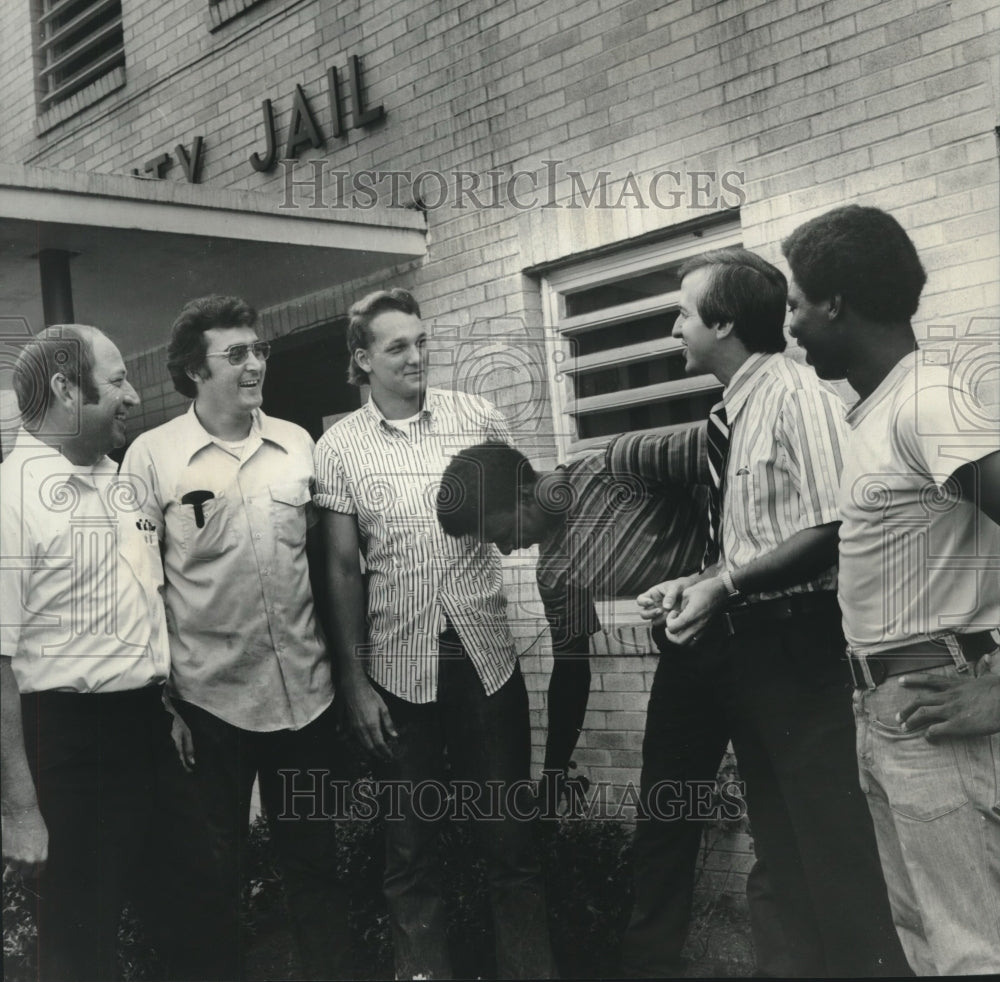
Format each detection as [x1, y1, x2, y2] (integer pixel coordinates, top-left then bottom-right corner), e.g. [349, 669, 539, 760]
[703, 399, 730, 569]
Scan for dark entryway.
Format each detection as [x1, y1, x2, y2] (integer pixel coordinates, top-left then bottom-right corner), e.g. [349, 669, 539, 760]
[262, 319, 360, 440]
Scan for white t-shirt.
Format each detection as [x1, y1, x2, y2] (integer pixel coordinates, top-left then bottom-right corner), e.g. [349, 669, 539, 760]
[838, 351, 1000, 651]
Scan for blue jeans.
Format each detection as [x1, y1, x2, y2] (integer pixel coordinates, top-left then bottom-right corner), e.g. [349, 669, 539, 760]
[372, 627, 553, 980]
[854, 661, 1000, 974]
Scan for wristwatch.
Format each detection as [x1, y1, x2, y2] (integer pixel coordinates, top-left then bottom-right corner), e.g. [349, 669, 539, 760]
[720, 567, 742, 602]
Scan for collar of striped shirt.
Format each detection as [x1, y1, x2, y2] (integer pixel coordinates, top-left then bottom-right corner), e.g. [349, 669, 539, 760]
[361, 388, 436, 432]
[719, 351, 772, 421]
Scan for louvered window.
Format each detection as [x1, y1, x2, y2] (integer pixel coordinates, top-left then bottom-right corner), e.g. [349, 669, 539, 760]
[36, 0, 124, 112]
[540, 218, 740, 457]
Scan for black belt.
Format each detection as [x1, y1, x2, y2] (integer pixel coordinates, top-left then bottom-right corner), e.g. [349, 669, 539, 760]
[721, 592, 840, 635]
[849, 631, 998, 689]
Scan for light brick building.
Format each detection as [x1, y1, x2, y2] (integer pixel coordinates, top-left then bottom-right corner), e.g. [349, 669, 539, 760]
[1, 0, 998, 851]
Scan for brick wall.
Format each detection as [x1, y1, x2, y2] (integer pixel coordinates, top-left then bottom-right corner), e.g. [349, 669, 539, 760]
[3, 0, 998, 821]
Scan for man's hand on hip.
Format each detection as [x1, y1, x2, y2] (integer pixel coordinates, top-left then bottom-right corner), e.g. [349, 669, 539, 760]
[897, 670, 1000, 741]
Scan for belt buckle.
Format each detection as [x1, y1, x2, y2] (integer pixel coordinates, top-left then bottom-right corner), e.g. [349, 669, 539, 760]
[848, 651, 886, 689]
[847, 654, 864, 689]
[867, 657, 888, 687]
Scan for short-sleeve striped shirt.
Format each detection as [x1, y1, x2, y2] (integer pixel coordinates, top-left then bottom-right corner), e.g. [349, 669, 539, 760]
[313, 388, 517, 703]
[720, 352, 847, 601]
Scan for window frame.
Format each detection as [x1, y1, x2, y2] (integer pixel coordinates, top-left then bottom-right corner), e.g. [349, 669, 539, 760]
[540, 218, 741, 462]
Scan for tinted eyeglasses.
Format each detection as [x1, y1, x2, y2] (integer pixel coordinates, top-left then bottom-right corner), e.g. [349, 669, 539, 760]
[204, 341, 272, 366]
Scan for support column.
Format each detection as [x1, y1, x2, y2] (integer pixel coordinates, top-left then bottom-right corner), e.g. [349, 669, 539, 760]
[39, 249, 75, 326]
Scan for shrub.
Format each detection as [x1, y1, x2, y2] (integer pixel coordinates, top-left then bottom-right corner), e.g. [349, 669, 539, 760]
[3, 813, 633, 980]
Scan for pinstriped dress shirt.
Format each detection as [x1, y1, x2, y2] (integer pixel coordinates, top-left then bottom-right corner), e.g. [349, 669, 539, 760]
[718, 352, 848, 601]
[313, 388, 518, 704]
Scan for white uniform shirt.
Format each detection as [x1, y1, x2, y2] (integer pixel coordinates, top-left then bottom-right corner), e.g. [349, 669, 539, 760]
[1, 430, 169, 693]
[122, 406, 332, 731]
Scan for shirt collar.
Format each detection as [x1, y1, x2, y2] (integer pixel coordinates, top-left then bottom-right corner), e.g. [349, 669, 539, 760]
[179, 403, 287, 461]
[363, 387, 437, 433]
[721, 351, 774, 421]
[844, 350, 917, 429]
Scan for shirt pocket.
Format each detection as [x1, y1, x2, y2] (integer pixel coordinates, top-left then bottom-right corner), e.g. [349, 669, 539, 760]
[269, 480, 310, 548]
[177, 493, 234, 563]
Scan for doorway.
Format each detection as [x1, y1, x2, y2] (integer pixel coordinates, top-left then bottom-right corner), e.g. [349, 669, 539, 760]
[262, 318, 360, 439]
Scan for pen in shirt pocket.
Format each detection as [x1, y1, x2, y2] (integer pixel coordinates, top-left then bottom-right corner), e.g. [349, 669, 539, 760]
[180, 490, 215, 528]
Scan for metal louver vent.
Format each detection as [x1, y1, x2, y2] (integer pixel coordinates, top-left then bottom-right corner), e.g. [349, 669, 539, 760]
[37, 0, 124, 111]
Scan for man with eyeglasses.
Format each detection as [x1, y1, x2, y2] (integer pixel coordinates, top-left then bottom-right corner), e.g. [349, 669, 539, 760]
[122, 295, 350, 980]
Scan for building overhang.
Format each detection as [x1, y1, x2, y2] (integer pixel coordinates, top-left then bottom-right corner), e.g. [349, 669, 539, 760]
[0, 164, 427, 354]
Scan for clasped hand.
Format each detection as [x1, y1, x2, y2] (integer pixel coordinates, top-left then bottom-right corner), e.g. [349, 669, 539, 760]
[637, 573, 728, 645]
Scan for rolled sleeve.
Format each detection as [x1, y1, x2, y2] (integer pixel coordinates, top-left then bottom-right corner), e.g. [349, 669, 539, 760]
[483, 403, 512, 445]
[313, 438, 356, 514]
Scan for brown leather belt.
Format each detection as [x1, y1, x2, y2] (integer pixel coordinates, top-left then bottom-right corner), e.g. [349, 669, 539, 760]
[722, 591, 840, 635]
[849, 631, 998, 689]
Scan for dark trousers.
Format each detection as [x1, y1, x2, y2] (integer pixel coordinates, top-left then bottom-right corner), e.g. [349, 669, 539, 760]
[621, 605, 911, 978]
[20, 686, 172, 982]
[155, 700, 351, 981]
[372, 628, 553, 980]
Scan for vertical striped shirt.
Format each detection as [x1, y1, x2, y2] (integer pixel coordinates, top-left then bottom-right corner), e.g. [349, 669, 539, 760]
[313, 388, 517, 703]
[720, 352, 847, 601]
[536, 424, 710, 647]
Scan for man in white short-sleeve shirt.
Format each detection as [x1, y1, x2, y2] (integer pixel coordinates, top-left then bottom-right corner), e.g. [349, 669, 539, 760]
[1, 325, 171, 982]
[122, 295, 349, 980]
[785, 204, 1000, 975]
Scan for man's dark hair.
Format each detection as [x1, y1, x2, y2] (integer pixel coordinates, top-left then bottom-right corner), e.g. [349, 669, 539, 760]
[781, 205, 926, 322]
[437, 442, 537, 538]
[167, 295, 258, 399]
[679, 248, 788, 354]
[13, 325, 100, 430]
[346, 288, 421, 386]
